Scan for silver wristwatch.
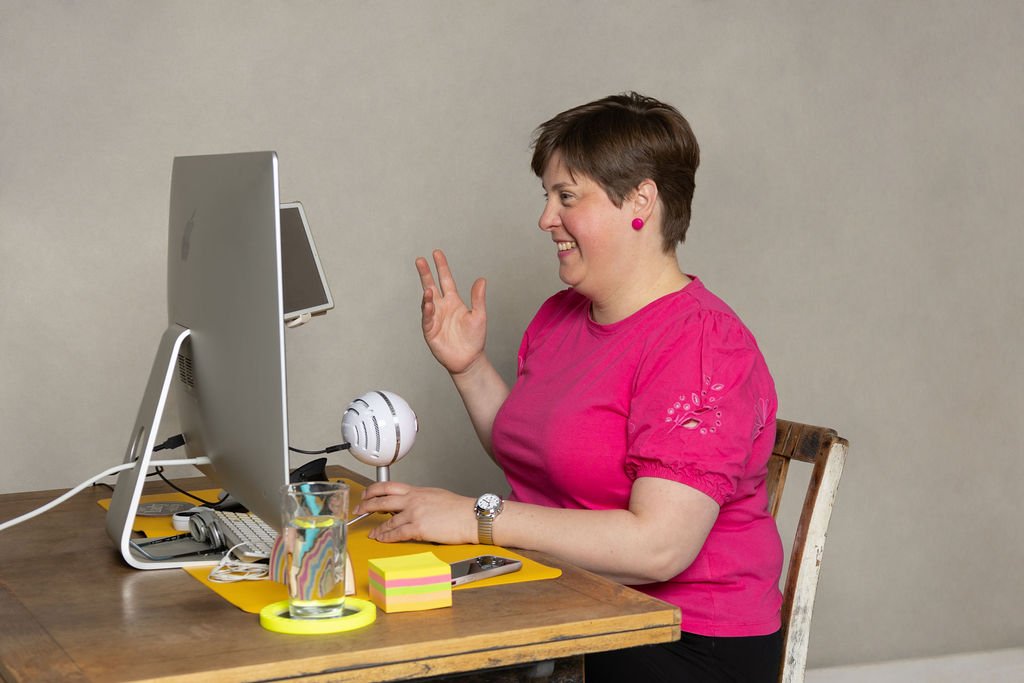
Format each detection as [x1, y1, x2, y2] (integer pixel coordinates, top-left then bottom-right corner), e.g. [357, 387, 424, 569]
[474, 493, 504, 545]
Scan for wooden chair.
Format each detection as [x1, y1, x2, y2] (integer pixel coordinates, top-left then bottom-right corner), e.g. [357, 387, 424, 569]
[768, 419, 848, 683]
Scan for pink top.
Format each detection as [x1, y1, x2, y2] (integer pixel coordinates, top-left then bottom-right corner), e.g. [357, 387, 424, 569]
[491, 278, 783, 637]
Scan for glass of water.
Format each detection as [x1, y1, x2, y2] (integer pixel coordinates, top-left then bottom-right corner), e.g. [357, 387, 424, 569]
[281, 481, 349, 619]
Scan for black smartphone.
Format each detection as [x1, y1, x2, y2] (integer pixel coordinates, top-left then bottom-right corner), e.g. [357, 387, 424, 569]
[450, 555, 523, 586]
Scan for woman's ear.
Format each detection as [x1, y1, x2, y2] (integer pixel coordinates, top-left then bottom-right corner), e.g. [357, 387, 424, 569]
[631, 179, 659, 220]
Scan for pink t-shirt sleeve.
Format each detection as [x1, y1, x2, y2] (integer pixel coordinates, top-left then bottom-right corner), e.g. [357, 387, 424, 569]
[625, 311, 772, 506]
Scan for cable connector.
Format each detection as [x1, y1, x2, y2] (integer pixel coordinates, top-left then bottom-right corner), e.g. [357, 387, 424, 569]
[154, 434, 186, 452]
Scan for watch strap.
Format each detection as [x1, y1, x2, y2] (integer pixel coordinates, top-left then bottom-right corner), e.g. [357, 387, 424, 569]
[478, 516, 495, 545]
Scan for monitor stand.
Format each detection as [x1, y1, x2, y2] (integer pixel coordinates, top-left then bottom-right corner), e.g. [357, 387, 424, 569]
[105, 325, 221, 569]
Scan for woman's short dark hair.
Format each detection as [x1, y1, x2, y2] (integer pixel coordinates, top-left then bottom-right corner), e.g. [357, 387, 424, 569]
[530, 92, 700, 251]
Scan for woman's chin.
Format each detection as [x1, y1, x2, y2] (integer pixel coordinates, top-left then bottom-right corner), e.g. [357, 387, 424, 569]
[557, 270, 580, 288]
[556, 260, 583, 286]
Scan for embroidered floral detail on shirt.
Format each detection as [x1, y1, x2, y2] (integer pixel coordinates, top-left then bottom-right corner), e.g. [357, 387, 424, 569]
[664, 375, 726, 436]
[752, 397, 769, 440]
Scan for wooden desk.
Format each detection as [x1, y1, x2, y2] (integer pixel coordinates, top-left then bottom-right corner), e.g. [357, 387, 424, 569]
[0, 470, 679, 682]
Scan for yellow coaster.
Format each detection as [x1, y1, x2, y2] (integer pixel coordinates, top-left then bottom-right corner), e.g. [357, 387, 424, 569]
[259, 597, 376, 635]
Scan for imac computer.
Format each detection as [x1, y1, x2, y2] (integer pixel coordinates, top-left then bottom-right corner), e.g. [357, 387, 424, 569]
[105, 151, 333, 569]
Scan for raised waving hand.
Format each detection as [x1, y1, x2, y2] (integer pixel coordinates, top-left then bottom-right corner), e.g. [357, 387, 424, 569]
[416, 250, 509, 456]
[416, 249, 488, 376]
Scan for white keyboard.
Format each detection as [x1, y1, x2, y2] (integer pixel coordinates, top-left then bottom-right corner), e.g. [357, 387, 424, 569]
[213, 510, 277, 559]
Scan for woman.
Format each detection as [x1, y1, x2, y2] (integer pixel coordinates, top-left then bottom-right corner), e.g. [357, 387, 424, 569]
[355, 92, 783, 682]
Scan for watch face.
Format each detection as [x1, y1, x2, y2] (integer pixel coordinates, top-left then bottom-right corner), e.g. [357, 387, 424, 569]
[477, 493, 501, 515]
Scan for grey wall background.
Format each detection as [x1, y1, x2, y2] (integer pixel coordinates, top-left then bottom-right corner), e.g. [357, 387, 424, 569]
[2, 0, 1021, 668]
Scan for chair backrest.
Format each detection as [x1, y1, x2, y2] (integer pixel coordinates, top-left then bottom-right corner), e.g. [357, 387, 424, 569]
[768, 419, 848, 683]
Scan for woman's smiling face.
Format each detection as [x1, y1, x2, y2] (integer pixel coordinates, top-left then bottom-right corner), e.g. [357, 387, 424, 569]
[538, 150, 635, 299]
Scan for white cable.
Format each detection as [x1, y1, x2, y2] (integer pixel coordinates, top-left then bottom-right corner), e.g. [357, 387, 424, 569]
[207, 543, 270, 583]
[0, 457, 211, 533]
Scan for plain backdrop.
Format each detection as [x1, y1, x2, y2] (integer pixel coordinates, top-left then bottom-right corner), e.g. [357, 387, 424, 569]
[2, 0, 1021, 669]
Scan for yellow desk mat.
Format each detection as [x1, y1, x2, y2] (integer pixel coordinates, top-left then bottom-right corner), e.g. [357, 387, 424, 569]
[100, 480, 560, 614]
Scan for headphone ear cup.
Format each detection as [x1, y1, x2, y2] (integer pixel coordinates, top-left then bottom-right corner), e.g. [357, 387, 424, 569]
[188, 509, 223, 548]
[188, 511, 208, 542]
[208, 523, 223, 549]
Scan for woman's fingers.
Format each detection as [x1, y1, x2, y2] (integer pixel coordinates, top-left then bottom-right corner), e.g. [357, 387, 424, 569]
[415, 256, 437, 293]
[356, 481, 408, 511]
[469, 277, 487, 316]
[432, 249, 459, 297]
[421, 287, 436, 327]
[356, 485, 475, 544]
[359, 485, 421, 542]
[367, 513, 415, 542]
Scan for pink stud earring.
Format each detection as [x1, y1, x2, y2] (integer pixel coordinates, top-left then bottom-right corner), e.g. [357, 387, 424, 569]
[631, 217, 645, 231]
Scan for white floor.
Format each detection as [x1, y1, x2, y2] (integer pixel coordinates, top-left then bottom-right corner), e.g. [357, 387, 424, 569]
[806, 648, 1024, 683]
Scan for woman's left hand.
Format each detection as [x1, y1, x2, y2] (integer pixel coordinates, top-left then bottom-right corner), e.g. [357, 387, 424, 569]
[354, 481, 478, 544]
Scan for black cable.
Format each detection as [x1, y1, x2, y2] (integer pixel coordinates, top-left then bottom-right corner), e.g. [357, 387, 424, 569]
[122, 433, 348, 502]
[155, 433, 350, 456]
[143, 433, 218, 505]
[289, 443, 350, 455]
[149, 467, 219, 506]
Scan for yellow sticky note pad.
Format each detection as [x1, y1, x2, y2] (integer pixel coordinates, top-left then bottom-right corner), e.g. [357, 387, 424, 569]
[368, 552, 452, 613]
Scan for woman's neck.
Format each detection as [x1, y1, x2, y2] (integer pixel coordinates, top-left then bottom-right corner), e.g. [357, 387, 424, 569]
[589, 257, 691, 325]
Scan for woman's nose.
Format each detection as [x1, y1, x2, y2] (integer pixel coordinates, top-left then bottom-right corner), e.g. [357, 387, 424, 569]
[538, 202, 559, 232]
